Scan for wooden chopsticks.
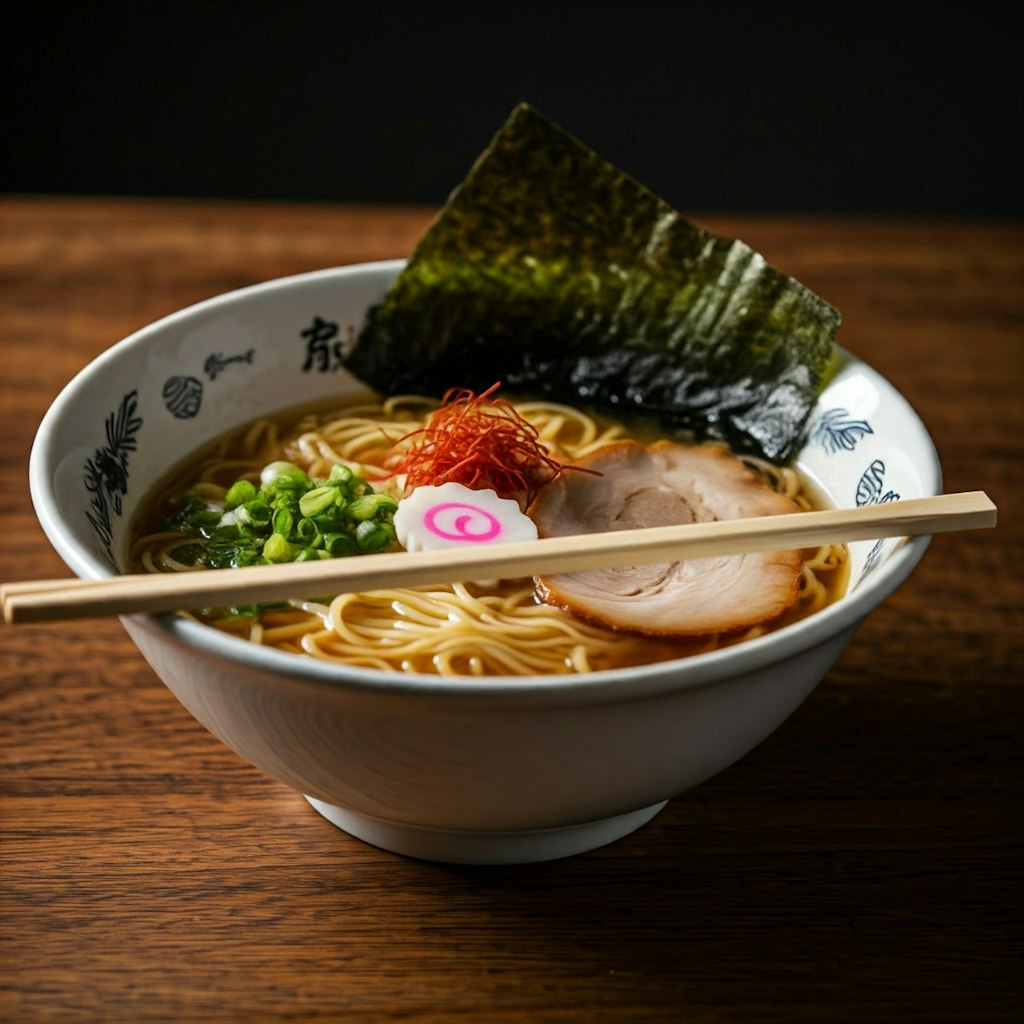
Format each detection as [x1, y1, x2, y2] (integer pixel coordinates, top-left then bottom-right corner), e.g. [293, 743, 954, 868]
[0, 492, 997, 624]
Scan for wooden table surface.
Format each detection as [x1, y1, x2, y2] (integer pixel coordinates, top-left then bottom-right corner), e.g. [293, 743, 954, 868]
[1, 198, 1021, 1023]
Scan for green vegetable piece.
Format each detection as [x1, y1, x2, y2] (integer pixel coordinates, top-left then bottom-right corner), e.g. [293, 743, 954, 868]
[313, 508, 347, 533]
[328, 464, 355, 485]
[263, 533, 300, 563]
[224, 479, 257, 511]
[235, 499, 272, 528]
[346, 494, 399, 521]
[243, 499, 272, 526]
[260, 461, 311, 493]
[296, 517, 322, 546]
[355, 520, 393, 553]
[272, 507, 295, 539]
[299, 486, 338, 518]
[344, 104, 841, 462]
[324, 532, 357, 557]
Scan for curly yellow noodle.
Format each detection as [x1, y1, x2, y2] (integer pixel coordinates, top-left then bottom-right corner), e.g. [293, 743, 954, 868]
[131, 394, 849, 677]
[515, 400, 629, 460]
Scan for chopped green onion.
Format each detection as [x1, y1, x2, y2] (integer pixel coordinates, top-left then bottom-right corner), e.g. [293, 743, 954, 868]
[260, 461, 308, 488]
[324, 532, 357, 557]
[299, 486, 339, 518]
[263, 533, 300, 563]
[224, 479, 257, 510]
[355, 520, 393, 553]
[346, 494, 399, 521]
[161, 461, 398, 589]
[272, 507, 294, 538]
[296, 517, 322, 546]
[243, 499, 272, 527]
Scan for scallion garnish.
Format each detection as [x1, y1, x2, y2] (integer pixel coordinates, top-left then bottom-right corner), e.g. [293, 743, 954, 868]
[298, 486, 338, 519]
[346, 494, 399, 521]
[224, 479, 258, 510]
[162, 461, 400, 573]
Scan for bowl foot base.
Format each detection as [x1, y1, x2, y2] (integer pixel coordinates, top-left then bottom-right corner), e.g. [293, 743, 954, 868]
[304, 796, 668, 864]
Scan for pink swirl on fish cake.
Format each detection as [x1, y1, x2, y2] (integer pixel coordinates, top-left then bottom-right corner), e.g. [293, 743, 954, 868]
[423, 502, 502, 543]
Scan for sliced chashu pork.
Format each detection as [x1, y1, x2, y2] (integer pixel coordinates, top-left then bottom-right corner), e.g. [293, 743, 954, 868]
[529, 441, 804, 637]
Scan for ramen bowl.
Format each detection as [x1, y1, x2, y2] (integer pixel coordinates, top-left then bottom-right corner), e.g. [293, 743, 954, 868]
[29, 260, 940, 864]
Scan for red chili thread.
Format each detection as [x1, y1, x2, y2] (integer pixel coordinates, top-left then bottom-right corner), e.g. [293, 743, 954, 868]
[392, 383, 597, 501]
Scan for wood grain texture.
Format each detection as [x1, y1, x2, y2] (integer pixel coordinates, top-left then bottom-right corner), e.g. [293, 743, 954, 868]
[1, 198, 1022, 1023]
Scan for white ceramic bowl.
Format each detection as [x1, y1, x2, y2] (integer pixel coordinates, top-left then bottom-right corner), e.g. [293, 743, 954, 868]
[30, 260, 940, 864]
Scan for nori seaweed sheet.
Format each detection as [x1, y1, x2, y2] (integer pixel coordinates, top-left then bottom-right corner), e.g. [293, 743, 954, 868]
[344, 104, 841, 463]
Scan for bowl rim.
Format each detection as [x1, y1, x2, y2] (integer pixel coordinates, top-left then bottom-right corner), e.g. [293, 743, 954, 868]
[29, 261, 941, 705]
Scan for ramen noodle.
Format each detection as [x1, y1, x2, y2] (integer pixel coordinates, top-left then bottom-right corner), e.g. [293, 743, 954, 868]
[130, 395, 848, 676]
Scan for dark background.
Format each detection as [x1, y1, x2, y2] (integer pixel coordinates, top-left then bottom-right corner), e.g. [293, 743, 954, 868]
[3, 0, 1021, 216]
